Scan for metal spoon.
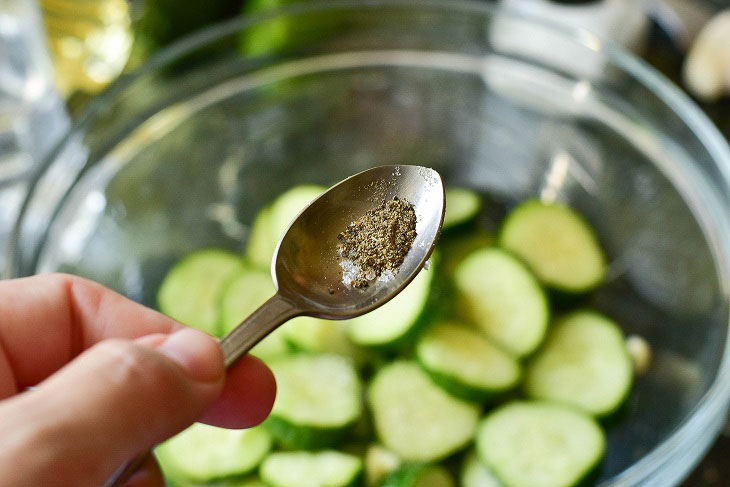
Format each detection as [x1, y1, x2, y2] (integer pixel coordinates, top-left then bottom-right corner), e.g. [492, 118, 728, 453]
[106, 164, 445, 487]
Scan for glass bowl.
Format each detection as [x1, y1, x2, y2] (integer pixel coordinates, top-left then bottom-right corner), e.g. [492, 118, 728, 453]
[8, 1, 730, 485]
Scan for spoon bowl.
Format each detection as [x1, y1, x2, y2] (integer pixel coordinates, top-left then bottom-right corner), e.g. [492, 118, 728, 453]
[274, 165, 445, 318]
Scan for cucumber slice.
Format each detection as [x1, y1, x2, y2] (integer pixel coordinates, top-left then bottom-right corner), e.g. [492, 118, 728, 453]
[245, 206, 275, 270]
[219, 266, 292, 360]
[476, 401, 605, 487]
[365, 444, 401, 487]
[247, 325, 293, 363]
[157, 249, 243, 335]
[383, 464, 455, 487]
[245, 185, 326, 270]
[168, 478, 266, 487]
[499, 200, 606, 293]
[231, 480, 266, 487]
[284, 317, 368, 366]
[347, 266, 434, 347]
[439, 230, 494, 278]
[416, 322, 521, 402]
[169, 477, 266, 487]
[220, 267, 274, 334]
[368, 361, 480, 462]
[444, 187, 482, 231]
[260, 451, 363, 487]
[236, 480, 267, 487]
[461, 452, 501, 487]
[524, 311, 634, 416]
[266, 354, 362, 449]
[454, 248, 548, 357]
[155, 423, 272, 483]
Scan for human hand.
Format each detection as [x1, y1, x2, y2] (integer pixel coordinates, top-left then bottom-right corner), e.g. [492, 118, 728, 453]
[0, 273, 276, 487]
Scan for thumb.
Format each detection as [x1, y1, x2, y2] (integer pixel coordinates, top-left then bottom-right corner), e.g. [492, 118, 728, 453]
[0, 328, 225, 487]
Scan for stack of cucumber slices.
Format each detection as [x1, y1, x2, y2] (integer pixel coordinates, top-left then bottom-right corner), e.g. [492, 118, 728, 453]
[154, 185, 635, 487]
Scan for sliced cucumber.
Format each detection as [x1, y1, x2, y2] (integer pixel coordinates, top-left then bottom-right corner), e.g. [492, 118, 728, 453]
[499, 200, 606, 293]
[524, 311, 633, 416]
[245, 206, 275, 270]
[477, 401, 605, 487]
[231, 480, 267, 487]
[247, 325, 293, 363]
[168, 477, 267, 487]
[365, 444, 401, 487]
[444, 187, 482, 231]
[439, 229, 494, 278]
[236, 480, 267, 487]
[157, 249, 243, 335]
[284, 317, 367, 366]
[454, 248, 548, 357]
[347, 266, 434, 347]
[219, 265, 293, 361]
[383, 464, 455, 487]
[155, 423, 271, 483]
[368, 361, 480, 462]
[416, 322, 521, 402]
[266, 354, 362, 449]
[245, 185, 326, 270]
[220, 267, 274, 334]
[260, 451, 363, 487]
[169, 477, 267, 487]
[461, 451, 501, 487]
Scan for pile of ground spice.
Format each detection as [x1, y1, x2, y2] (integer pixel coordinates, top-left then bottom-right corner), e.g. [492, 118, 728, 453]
[337, 196, 417, 288]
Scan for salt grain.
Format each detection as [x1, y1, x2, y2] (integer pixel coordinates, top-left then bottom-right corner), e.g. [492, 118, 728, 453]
[337, 196, 417, 288]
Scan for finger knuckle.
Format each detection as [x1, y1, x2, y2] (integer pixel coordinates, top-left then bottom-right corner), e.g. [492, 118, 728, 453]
[91, 340, 196, 422]
[96, 340, 163, 392]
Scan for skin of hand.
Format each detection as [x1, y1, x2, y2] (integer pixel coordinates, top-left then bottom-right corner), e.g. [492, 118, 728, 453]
[0, 273, 277, 487]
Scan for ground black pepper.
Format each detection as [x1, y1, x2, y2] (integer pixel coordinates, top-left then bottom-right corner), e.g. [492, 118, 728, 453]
[337, 196, 417, 288]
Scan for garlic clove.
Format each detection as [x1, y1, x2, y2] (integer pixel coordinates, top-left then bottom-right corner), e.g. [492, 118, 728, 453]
[684, 10, 730, 101]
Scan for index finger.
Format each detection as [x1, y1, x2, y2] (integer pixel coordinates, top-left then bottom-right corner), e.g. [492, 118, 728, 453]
[0, 273, 185, 395]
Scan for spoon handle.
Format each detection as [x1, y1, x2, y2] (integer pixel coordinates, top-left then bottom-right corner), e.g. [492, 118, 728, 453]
[220, 292, 301, 367]
[105, 293, 300, 487]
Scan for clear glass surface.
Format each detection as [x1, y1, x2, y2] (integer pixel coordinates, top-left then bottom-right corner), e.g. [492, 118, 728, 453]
[7, 2, 730, 485]
[0, 0, 69, 277]
[0, 0, 68, 181]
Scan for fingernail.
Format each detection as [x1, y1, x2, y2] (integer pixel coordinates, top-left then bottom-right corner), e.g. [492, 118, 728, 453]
[158, 328, 223, 383]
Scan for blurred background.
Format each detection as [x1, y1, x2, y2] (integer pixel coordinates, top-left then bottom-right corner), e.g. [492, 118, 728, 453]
[1, 0, 730, 484]
[4, 0, 730, 230]
[6, 1, 730, 136]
